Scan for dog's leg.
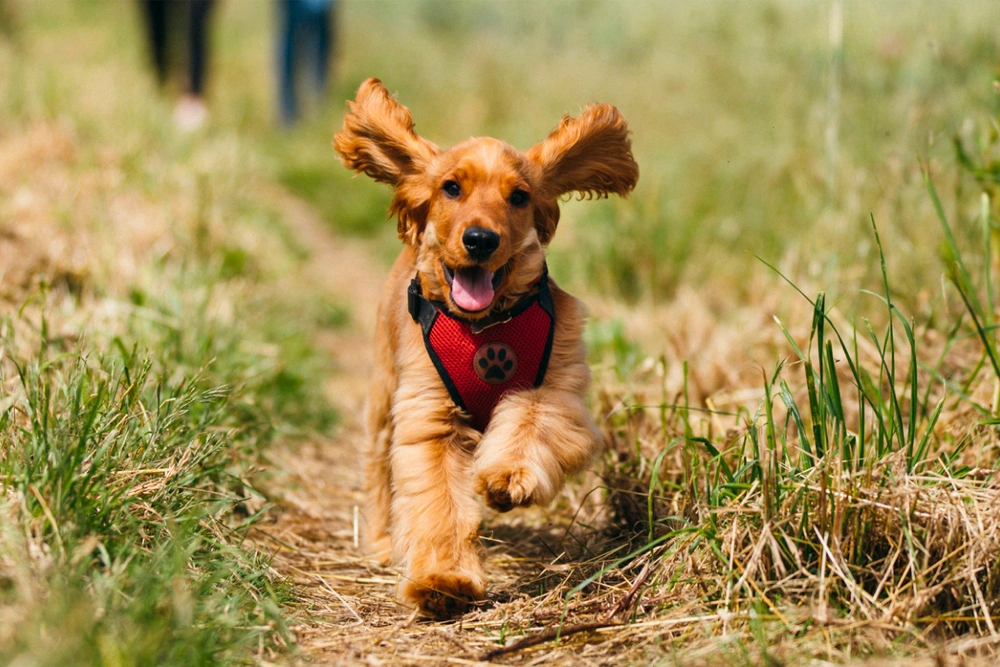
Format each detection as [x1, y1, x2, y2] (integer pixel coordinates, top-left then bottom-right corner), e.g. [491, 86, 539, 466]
[475, 287, 602, 511]
[389, 389, 485, 619]
[362, 413, 393, 564]
[475, 385, 601, 511]
[361, 307, 398, 564]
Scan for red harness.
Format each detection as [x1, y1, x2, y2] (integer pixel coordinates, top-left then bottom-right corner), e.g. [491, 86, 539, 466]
[408, 270, 556, 432]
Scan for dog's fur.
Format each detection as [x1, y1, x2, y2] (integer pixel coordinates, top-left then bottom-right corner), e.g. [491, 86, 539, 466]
[334, 78, 638, 619]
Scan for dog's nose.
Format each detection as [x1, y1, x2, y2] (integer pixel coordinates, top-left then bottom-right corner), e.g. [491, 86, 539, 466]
[462, 227, 500, 261]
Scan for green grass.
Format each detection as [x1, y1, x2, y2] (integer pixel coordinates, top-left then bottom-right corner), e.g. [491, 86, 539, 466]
[0, 275, 333, 663]
[0, 2, 339, 662]
[0, 254, 338, 666]
[0, 324, 287, 665]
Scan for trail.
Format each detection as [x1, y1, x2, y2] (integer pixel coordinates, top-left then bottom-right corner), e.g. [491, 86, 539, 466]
[253, 185, 628, 665]
[252, 187, 396, 660]
[255, 189, 578, 665]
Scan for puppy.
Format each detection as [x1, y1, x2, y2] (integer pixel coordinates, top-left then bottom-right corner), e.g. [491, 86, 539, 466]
[334, 78, 638, 619]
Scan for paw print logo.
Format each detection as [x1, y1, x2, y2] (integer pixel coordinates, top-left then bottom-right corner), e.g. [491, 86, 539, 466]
[474, 343, 517, 384]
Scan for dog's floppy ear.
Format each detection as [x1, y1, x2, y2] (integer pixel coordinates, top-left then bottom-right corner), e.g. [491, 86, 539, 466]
[334, 78, 439, 185]
[334, 78, 440, 244]
[527, 104, 639, 243]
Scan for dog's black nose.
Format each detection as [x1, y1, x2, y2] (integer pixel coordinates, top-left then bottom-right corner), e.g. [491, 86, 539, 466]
[462, 227, 500, 261]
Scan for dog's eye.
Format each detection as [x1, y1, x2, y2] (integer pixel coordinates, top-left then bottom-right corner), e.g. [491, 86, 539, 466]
[442, 180, 462, 198]
[509, 189, 529, 208]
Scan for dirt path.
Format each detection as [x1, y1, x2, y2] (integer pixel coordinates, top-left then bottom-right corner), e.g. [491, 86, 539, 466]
[255, 190, 538, 664]
[256, 189, 628, 666]
[252, 187, 399, 659]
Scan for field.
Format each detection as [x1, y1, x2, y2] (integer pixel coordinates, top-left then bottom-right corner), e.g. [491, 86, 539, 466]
[1, 0, 999, 665]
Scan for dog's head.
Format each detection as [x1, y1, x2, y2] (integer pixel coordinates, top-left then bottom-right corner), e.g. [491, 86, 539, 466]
[334, 78, 639, 318]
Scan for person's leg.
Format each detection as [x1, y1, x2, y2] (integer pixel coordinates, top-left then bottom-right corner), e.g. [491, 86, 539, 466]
[187, 0, 214, 97]
[277, 0, 300, 125]
[311, 0, 332, 96]
[173, 0, 213, 130]
[139, 0, 168, 86]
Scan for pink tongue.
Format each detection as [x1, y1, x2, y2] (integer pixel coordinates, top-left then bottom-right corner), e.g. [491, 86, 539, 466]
[451, 269, 495, 311]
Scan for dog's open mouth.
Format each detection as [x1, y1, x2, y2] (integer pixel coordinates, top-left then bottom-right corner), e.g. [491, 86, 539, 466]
[443, 263, 505, 313]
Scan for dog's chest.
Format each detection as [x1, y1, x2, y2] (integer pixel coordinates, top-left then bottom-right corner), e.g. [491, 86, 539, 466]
[409, 277, 556, 432]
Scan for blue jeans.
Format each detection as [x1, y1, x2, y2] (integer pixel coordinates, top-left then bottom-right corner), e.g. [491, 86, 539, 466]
[277, 0, 335, 125]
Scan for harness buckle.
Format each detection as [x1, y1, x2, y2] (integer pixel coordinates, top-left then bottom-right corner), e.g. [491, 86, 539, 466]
[407, 277, 422, 322]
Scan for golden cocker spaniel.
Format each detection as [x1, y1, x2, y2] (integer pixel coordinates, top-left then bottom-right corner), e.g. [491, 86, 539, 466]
[334, 78, 638, 618]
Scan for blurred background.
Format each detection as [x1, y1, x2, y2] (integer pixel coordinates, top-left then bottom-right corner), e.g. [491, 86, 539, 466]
[3, 0, 998, 305]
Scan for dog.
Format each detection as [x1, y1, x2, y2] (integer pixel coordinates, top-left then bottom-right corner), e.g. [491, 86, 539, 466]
[334, 78, 638, 619]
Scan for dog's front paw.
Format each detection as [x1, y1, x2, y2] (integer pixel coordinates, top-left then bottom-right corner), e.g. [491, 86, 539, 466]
[401, 572, 486, 620]
[476, 467, 540, 512]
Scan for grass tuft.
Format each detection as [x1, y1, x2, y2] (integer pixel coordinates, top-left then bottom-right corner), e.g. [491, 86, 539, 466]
[595, 166, 1000, 659]
[0, 315, 295, 665]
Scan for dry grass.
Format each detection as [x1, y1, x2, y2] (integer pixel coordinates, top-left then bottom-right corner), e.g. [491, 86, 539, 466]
[246, 190, 1000, 665]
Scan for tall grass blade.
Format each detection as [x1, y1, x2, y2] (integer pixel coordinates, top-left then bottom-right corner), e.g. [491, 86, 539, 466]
[926, 172, 1000, 385]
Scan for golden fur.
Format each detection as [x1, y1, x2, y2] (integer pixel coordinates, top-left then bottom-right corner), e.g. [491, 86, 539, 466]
[334, 78, 638, 619]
